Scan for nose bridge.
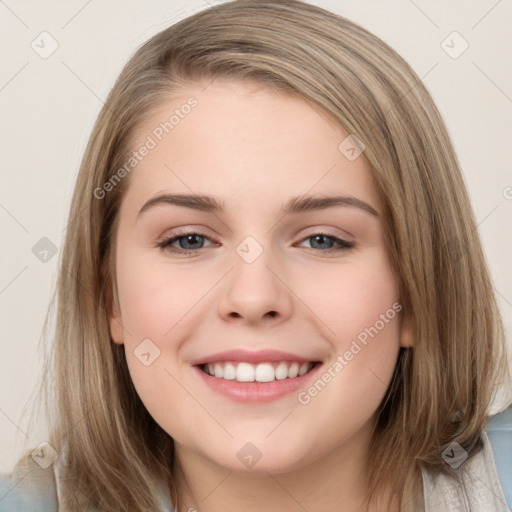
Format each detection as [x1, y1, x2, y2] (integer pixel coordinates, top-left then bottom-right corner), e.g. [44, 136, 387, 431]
[217, 235, 293, 324]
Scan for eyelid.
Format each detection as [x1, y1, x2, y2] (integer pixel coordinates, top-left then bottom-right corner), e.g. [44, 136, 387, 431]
[157, 228, 355, 256]
[158, 229, 217, 249]
[160, 225, 353, 243]
[295, 233, 354, 252]
[299, 225, 354, 242]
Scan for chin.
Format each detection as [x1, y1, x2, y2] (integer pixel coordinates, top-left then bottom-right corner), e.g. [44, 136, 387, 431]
[200, 439, 314, 475]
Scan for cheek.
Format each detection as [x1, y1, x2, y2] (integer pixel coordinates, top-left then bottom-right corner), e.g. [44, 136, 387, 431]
[117, 259, 195, 434]
[116, 255, 212, 340]
[297, 254, 400, 344]
[115, 256, 216, 422]
[292, 258, 402, 428]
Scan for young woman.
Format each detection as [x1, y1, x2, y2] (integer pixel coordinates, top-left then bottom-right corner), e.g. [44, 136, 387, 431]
[1, 1, 511, 511]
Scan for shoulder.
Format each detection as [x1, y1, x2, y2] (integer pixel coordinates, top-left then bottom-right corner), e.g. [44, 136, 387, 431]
[0, 450, 176, 512]
[420, 407, 511, 511]
[486, 404, 512, 433]
[485, 405, 512, 508]
[0, 452, 58, 512]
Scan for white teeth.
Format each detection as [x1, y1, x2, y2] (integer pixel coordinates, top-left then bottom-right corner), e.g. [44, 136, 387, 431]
[223, 362, 236, 380]
[202, 361, 315, 382]
[236, 362, 254, 382]
[298, 362, 309, 376]
[255, 363, 275, 382]
[214, 363, 223, 378]
[288, 362, 299, 378]
[275, 362, 289, 380]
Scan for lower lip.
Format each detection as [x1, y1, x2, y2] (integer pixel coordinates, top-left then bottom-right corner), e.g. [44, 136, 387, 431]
[194, 363, 322, 403]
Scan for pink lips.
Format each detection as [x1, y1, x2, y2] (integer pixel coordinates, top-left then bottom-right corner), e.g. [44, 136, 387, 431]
[194, 363, 321, 403]
[191, 349, 323, 403]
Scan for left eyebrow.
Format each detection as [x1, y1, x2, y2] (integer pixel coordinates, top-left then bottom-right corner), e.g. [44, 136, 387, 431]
[137, 193, 379, 218]
[282, 195, 379, 217]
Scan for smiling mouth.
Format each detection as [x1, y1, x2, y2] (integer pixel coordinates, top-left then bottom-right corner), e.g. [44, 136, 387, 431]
[199, 361, 321, 383]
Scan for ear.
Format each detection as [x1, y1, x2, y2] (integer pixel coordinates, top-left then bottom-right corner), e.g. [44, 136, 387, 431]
[399, 313, 414, 348]
[106, 279, 124, 345]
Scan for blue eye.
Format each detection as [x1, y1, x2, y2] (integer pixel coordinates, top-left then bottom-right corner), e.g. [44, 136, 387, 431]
[158, 233, 213, 254]
[158, 232, 354, 255]
[299, 234, 354, 252]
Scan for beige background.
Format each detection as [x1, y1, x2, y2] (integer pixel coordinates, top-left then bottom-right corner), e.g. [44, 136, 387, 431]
[1, 0, 511, 472]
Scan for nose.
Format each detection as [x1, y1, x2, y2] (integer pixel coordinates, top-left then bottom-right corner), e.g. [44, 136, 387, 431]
[217, 246, 294, 326]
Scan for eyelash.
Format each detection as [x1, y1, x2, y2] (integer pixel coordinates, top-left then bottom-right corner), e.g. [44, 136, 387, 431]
[157, 231, 355, 256]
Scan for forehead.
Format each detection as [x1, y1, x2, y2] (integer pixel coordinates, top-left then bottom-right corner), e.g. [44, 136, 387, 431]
[121, 78, 381, 216]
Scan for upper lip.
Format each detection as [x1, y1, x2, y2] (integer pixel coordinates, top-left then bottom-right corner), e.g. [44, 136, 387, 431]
[190, 349, 322, 366]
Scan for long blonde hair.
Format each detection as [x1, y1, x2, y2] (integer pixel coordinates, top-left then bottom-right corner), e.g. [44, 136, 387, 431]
[20, 0, 510, 510]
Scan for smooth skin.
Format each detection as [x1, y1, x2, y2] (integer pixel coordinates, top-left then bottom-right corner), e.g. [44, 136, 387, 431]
[109, 78, 413, 512]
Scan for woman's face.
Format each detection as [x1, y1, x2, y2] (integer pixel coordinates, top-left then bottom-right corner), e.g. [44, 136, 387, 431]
[109, 78, 410, 473]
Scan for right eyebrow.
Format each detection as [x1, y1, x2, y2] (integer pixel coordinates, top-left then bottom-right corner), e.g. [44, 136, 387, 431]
[138, 193, 225, 217]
